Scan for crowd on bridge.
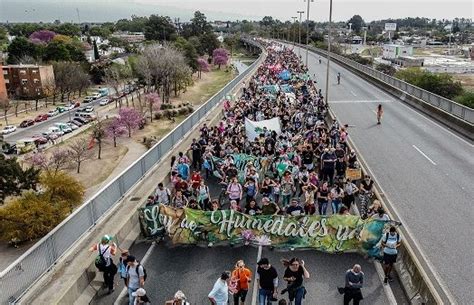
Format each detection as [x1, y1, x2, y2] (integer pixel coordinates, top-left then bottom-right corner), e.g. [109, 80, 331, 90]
[91, 41, 401, 305]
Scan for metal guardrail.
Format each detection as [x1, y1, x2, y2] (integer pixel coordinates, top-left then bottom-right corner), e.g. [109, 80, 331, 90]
[300, 43, 474, 124]
[0, 39, 265, 305]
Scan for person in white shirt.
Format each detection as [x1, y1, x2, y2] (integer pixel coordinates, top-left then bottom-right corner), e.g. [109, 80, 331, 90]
[208, 271, 231, 305]
[155, 183, 171, 205]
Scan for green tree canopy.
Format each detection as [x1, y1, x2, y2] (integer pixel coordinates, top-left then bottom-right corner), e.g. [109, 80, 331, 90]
[348, 15, 365, 33]
[6, 37, 43, 64]
[144, 15, 177, 41]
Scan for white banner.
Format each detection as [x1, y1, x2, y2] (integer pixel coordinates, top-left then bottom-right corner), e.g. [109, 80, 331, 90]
[245, 117, 281, 141]
[385, 23, 397, 31]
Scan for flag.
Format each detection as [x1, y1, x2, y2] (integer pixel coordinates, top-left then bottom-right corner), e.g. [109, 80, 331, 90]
[245, 117, 281, 141]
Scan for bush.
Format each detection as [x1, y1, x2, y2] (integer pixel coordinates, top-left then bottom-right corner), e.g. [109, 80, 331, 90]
[376, 63, 397, 76]
[154, 111, 164, 120]
[171, 109, 178, 117]
[160, 103, 172, 110]
[345, 54, 373, 66]
[187, 105, 194, 113]
[454, 91, 474, 109]
[395, 68, 464, 100]
[178, 107, 188, 115]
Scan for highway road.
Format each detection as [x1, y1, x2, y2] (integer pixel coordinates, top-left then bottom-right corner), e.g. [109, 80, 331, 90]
[290, 44, 474, 304]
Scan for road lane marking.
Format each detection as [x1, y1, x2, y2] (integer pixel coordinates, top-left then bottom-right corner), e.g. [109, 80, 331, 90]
[330, 100, 392, 104]
[350, 90, 357, 97]
[412, 145, 437, 165]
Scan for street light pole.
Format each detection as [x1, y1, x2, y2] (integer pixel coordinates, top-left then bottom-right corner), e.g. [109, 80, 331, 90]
[325, 0, 333, 104]
[297, 11, 305, 57]
[304, 0, 314, 66]
[291, 16, 298, 47]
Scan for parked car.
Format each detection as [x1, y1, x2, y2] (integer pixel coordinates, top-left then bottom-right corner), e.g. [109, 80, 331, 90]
[69, 120, 83, 127]
[2, 125, 17, 134]
[66, 122, 79, 130]
[78, 106, 94, 113]
[56, 106, 67, 113]
[16, 138, 36, 154]
[2, 143, 17, 154]
[35, 114, 48, 122]
[46, 133, 60, 141]
[73, 117, 89, 125]
[54, 122, 73, 133]
[70, 101, 81, 108]
[47, 109, 59, 117]
[31, 135, 48, 145]
[43, 127, 64, 137]
[19, 119, 35, 128]
[99, 98, 110, 106]
[91, 92, 102, 100]
[83, 96, 94, 103]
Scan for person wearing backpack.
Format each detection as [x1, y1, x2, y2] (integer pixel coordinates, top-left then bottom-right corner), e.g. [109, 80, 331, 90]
[89, 235, 117, 294]
[381, 226, 401, 284]
[125, 255, 146, 305]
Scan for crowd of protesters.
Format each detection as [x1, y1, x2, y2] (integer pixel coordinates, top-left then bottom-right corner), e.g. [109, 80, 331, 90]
[121, 42, 401, 304]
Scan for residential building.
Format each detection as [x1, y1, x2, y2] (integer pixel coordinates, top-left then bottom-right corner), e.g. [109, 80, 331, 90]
[111, 32, 145, 43]
[0, 64, 7, 100]
[2, 64, 55, 99]
[392, 56, 424, 67]
[382, 44, 413, 60]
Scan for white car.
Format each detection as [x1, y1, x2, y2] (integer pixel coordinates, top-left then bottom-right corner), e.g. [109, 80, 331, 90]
[66, 122, 79, 130]
[92, 93, 102, 100]
[99, 98, 110, 106]
[47, 109, 59, 117]
[2, 125, 17, 134]
[83, 96, 94, 103]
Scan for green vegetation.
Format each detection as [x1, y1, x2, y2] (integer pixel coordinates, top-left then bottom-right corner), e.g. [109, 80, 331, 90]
[375, 63, 397, 76]
[454, 91, 474, 109]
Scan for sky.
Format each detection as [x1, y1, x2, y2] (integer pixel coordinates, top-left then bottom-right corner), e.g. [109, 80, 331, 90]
[0, 0, 472, 23]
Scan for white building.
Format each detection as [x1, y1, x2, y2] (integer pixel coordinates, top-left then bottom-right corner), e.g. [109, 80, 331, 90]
[382, 44, 413, 60]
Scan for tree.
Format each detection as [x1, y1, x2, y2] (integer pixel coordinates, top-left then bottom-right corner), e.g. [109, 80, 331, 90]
[53, 23, 81, 37]
[118, 107, 143, 137]
[174, 37, 199, 73]
[68, 137, 93, 173]
[105, 118, 127, 147]
[0, 172, 84, 242]
[213, 48, 229, 69]
[395, 68, 464, 99]
[224, 34, 240, 57]
[27, 149, 70, 175]
[183, 11, 213, 38]
[7, 37, 42, 64]
[93, 40, 100, 60]
[43, 40, 70, 61]
[0, 154, 40, 204]
[197, 58, 210, 78]
[52, 61, 87, 103]
[91, 119, 106, 159]
[376, 63, 397, 76]
[144, 92, 161, 122]
[29, 30, 56, 43]
[144, 15, 177, 41]
[199, 32, 220, 57]
[0, 98, 12, 125]
[348, 15, 365, 33]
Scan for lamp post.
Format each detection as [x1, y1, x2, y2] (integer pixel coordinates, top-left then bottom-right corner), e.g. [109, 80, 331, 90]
[297, 11, 305, 56]
[324, 0, 333, 104]
[304, 0, 314, 66]
[291, 16, 298, 46]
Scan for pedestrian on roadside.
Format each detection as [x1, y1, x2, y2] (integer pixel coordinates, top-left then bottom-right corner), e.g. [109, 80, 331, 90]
[89, 235, 117, 294]
[257, 258, 279, 305]
[381, 226, 401, 284]
[281, 258, 309, 305]
[117, 249, 130, 287]
[155, 183, 171, 205]
[125, 255, 146, 305]
[343, 264, 364, 305]
[231, 260, 253, 305]
[208, 271, 231, 305]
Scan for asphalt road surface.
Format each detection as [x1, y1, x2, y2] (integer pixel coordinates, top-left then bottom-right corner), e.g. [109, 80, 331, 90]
[290, 44, 474, 304]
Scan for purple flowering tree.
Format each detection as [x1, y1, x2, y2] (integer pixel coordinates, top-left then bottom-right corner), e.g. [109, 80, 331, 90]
[105, 118, 127, 147]
[197, 58, 210, 78]
[29, 30, 56, 43]
[212, 48, 229, 69]
[118, 107, 143, 137]
[144, 92, 161, 122]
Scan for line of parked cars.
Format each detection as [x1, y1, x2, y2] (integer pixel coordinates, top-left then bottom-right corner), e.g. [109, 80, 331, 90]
[2, 106, 97, 155]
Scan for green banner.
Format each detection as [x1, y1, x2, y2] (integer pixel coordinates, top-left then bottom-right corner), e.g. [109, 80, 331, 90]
[211, 153, 270, 183]
[139, 205, 397, 257]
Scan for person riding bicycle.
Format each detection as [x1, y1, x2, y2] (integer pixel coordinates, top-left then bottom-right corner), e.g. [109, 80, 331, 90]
[337, 72, 341, 85]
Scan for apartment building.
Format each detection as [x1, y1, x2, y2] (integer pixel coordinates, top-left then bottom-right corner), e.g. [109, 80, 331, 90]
[0, 64, 7, 100]
[2, 64, 55, 99]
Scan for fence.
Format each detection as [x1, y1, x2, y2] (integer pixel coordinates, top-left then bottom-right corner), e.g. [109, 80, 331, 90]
[301, 43, 474, 125]
[0, 39, 265, 305]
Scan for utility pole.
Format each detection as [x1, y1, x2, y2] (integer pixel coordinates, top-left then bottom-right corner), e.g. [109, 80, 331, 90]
[304, 0, 314, 66]
[297, 11, 305, 56]
[291, 17, 298, 46]
[325, 0, 333, 104]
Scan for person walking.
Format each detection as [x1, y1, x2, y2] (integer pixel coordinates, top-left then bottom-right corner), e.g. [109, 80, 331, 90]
[231, 260, 253, 305]
[376, 104, 383, 125]
[343, 264, 364, 305]
[281, 258, 310, 305]
[257, 258, 279, 305]
[89, 235, 117, 294]
[125, 255, 146, 305]
[208, 271, 231, 305]
[337, 72, 341, 85]
[381, 226, 401, 284]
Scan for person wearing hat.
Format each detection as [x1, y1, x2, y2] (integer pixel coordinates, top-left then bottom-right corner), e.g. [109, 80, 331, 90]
[132, 288, 150, 305]
[117, 249, 130, 287]
[89, 235, 117, 294]
[257, 258, 279, 305]
[125, 255, 146, 305]
[208, 271, 231, 305]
